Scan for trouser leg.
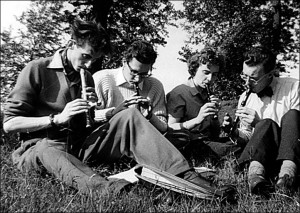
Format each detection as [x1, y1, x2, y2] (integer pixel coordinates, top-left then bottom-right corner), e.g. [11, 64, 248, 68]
[277, 109, 300, 166]
[82, 108, 191, 175]
[203, 140, 240, 157]
[12, 138, 126, 194]
[238, 119, 280, 173]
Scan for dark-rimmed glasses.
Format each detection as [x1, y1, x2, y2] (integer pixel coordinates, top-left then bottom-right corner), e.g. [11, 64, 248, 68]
[127, 62, 152, 78]
[240, 72, 271, 84]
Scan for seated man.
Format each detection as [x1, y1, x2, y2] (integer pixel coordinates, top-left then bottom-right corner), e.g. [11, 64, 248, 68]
[226, 46, 300, 195]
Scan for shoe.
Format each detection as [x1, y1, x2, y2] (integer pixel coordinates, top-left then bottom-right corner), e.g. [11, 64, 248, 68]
[182, 170, 236, 199]
[276, 174, 295, 190]
[248, 174, 273, 196]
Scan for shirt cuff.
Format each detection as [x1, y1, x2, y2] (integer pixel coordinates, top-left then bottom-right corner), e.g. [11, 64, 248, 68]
[95, 107, 115, 122]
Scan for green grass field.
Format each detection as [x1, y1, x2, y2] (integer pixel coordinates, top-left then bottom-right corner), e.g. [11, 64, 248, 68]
[1, 101, 300, 212]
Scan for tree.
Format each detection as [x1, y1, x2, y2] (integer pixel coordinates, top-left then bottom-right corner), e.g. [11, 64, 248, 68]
[1, 0, 69, 102]
[66, 0, 177, 72]
[179, 0, 299, 100]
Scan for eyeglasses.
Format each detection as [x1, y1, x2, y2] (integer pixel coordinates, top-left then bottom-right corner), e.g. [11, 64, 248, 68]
[240, 72, 271, 84]
[127, 62, 152, 78]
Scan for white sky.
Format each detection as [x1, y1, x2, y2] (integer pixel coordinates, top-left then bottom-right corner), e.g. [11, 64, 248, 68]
[1, 1, 298, 92]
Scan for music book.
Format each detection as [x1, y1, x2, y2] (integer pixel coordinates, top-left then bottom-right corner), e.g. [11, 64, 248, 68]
[108, 165, 218, 200]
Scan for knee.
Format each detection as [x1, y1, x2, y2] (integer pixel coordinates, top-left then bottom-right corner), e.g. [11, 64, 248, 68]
[256, 118, 276, 128]
[117, 108, 142, 118]
[282, 109, 300, 124]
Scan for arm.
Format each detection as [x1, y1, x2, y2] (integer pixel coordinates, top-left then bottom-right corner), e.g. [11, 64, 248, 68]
[146, 80, 168, 133]
[4, 98, 91, 133]
[135, 78, 167, 133]
[3, 58, 91, 134]
[168, 102, 218, 131]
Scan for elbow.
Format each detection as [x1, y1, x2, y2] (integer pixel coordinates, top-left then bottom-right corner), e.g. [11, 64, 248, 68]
[3, 121, 16, 133]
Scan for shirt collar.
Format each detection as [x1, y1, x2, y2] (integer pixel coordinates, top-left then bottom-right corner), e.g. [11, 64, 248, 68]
[47, 49, 64, 69]
[187, 78, 202, 96]
[116, 66, 144, 89]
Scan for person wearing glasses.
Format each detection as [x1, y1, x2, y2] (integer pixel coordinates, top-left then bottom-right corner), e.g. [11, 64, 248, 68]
[225, 46, 299, 195]
[92, 40, 167, 132]
[166, 48, 240, 158]
[86, 40, 236, 199]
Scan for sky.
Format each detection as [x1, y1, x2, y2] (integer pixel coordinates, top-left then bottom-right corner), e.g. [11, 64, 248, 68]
[1, 1, 298, 93]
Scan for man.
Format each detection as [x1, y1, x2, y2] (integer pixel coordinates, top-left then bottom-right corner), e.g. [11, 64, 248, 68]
[226, 46, 299, 195]
[86, 40, 235, 198]
[3, 18, 130, 194]
[92, 40, 167, 133]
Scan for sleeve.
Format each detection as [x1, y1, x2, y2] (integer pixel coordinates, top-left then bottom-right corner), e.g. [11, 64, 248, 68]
[166, 87, 186, 119]
[147, 78, 167, 125]
[290, 80, 299, 110]
[3, 61, 41, 123]
[237, 91, 253, 141]
[93, 72, 115, 122]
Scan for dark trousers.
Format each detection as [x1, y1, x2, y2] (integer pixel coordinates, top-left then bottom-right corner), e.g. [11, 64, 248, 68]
[238, 109, 300, 175]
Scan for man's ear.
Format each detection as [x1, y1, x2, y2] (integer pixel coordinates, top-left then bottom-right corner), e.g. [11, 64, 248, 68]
[67, 40, 76, 49]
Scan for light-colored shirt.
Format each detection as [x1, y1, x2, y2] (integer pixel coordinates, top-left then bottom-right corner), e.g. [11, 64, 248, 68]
[238, 76, 299, 138]
[93, 67, 167, 126]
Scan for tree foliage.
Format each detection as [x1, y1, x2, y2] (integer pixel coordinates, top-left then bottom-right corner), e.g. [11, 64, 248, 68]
[179, 0, 300, 100]
[66, 0, 177, 72]
[1, 0, 69, 102]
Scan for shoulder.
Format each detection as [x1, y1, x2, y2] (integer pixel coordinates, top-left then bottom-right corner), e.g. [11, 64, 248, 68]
[166, 84, 191, 103]
[18, 56, 54, 79]
[275, 77, 299, 92]
[93, 68, 119, 82]
[168, 84, 190, 96]
[277, 76, 299, 85]
[25, 56, 53, 70]
[145, 76, 164, 88]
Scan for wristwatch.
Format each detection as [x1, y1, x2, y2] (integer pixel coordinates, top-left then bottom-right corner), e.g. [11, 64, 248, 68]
[49, 114, 58, 128]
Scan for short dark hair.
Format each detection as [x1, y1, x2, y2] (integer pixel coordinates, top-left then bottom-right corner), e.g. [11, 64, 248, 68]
[124, 40, 157, 64]
[244, 46, 276, 73]
[70, 18, 111, 55]
[187, 48, 220, 77]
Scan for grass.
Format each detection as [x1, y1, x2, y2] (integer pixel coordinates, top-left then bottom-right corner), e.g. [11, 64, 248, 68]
[1, 101, 300, 212]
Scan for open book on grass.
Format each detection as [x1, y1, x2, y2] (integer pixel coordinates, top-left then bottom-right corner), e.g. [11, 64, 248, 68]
[108, 165, 218, 200]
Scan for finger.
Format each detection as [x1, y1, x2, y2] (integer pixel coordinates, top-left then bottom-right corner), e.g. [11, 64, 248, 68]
[85, 87, 95, 92]
[210, 97, 219, 102]
[71, 109, 89, 116]
[127, 96, 142, 101]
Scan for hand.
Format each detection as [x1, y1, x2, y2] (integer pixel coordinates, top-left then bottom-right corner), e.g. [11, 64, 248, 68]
[221, 113, 232, 133]
[137, 97, 153, 119]
[196, 102, 219, 122]
[209, 95, 221, 109]
[56, 99, 90, 125]
[111, 96, 142, 116]
[235, 106, 260, 127]
[82, 87, 98, 104]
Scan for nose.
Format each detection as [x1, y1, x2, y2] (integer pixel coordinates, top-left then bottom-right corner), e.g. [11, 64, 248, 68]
[245, 76, 251, 87]
[133, 74, 142, 81]
[207, 73, 212, 81]
[84, 60, 92, 69]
